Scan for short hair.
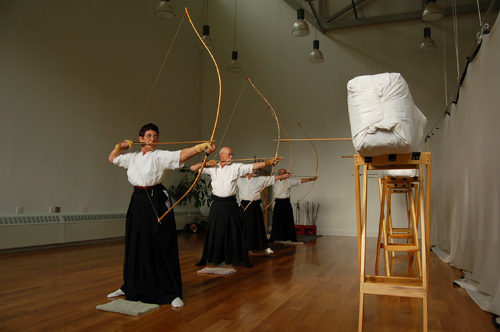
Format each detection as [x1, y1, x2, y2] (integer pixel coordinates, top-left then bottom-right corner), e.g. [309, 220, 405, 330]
[219, 147, 231, 156]
[139, 123, 159, 137]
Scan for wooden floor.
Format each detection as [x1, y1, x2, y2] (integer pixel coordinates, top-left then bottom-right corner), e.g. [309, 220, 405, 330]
[0, 234, 495, 331]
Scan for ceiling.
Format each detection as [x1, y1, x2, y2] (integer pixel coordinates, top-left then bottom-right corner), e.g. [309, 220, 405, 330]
[283, 0, 499, 32]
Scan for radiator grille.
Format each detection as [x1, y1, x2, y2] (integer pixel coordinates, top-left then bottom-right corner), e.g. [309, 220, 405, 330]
[0, 210, 200, 225]
[0, 214, 126, 225]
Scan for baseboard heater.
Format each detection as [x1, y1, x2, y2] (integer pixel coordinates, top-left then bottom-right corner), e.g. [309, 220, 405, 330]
[0, 213, 126, 225]
[0, 210, 200, 226]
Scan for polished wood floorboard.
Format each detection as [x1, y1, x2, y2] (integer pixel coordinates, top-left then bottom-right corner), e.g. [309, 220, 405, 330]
[0, 234, 495, 332]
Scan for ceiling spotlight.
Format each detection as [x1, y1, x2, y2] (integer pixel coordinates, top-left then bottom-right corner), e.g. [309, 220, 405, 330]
[422, 0, 443, 22]
[199, 0, 214, 50]
[154, 0, 175, 20]
[308, 40, 324, 63]
[419, 27, 436, 53]
[199, 25, 214, 50]
[227, 51, 242, 73]
[292, 8, 310, 37]
[227, 0, 241, 73]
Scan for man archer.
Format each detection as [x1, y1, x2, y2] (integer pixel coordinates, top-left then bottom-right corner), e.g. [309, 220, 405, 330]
[191, 146, 281, 267]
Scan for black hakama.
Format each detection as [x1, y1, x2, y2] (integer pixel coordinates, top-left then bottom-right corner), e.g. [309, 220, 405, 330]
[198, 195, 251, 266]
[269, 198, 297, 242]
[121, 184, 182, 304]
[240, 199, 268, 251]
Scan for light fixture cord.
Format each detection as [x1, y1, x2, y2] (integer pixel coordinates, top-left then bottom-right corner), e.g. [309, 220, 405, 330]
[314, 14, 319, 39]
[233, 0, 237, 49]
[441, 17, 448, 107]
[452, 0, 460, 83]
[475, 0, 482, 26]
[204, 0, 208, 25]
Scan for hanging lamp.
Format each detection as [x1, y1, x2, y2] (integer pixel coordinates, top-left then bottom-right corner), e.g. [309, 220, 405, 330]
[227, 0, 241, 73]
[291, 6, 310, 37]
[200, 25, 214, 50]
[308, 40, 324, 63]
[154, 0, 175, 20]
[199, 0, 214, 50]
[419, 27, 436, 53]
[227, 51, 241, 73]
[422, 0, 443, 22]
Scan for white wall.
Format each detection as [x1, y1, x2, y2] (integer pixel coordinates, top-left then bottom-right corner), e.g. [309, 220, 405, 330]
[199, 0, 483, 236]
[0, 0, 204, 214]
[0, 0, 204, 247]
[0, 0, 489, 247]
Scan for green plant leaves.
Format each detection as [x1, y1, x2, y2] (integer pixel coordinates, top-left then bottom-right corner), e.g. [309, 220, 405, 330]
[168, 167, 213, 208]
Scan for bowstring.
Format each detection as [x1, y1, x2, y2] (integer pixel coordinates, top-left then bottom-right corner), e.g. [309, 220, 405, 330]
[216, 79, 248, 155]
[243, 76, 281, 212]
[131, 13, 187, 222]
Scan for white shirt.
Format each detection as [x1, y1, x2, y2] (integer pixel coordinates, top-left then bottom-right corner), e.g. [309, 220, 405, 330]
[202, 163, 254, 197]
[113, 150, 183, 186]
[272, 178, 302, 199]
[236, 176, 275, 201]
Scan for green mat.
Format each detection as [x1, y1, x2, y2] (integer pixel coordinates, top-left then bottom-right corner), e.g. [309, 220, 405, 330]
[96, 299, 159, 316]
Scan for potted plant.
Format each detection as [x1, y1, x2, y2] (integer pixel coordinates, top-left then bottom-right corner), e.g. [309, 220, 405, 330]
[295, 201, 319, 236]
[168, 167, 213, 212]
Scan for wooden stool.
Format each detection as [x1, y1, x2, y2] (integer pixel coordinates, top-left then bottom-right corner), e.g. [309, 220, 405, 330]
[375, 176, 422, 277]
[354, 153, 431, 332]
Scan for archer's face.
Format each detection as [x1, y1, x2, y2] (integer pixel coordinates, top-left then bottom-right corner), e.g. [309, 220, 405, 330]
[219, 148, 233, 161]
[139, 130, 159, 153]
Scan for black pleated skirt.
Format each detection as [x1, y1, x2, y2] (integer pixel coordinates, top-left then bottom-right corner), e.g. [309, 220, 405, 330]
[269, 198, 297, 242]
[240, 200, 268, 251]
[121, 184, 182, 305]
[198, 195, 250, 266]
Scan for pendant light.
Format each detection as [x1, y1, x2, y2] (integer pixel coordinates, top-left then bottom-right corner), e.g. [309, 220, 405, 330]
[227, 0, 241, 73]
[291, 0, 310, 37]
[422, 0, 443, 22]
[199, 0, 214, 50]
[154, 0, 175, 20]
[227, 51, 241, 73]
[419, 27, 436, 53]
[308, 27, 324, 63]
[308, 40, 324, 63]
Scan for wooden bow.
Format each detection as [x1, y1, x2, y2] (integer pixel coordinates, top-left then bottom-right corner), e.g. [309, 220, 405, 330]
[297, 122, 319, 203]
[128, 13, 188, 221]
[156, 7, 222, 223]
[263, 125, 293, 212]
[243, 75, 281, 212]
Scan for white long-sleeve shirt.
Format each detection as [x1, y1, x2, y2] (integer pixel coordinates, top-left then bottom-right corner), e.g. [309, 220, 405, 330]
[272, 178, 302, 199]
[113, 150, 182, 186]
[202, 163, 254, 197]
[236, 176, 275, 201]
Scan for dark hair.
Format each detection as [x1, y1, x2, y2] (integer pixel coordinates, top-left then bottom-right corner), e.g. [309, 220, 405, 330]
[139, 123, 159, 137]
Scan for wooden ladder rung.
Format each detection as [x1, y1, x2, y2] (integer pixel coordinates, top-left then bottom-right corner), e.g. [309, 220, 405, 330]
[389, 254, 415, 261]
[362, 275, 425, 298]
[392, 228, 411, 232]
[383, 243, 419, 252]
[389, 233, 413, 239]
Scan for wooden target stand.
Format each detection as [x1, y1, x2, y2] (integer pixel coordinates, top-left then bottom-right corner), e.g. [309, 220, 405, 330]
[375, 176, 421, 278]
[353, 152, 431, 331]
